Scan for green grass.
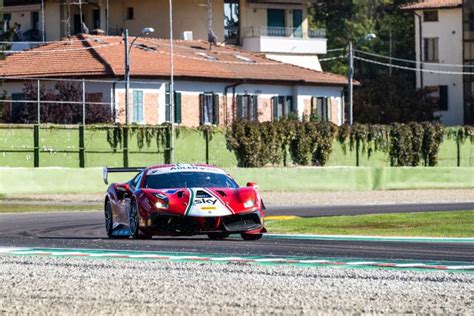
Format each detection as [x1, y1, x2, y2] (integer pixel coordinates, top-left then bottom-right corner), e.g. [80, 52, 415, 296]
[0, 203, 101, 214]
[266, 211, 474, 237]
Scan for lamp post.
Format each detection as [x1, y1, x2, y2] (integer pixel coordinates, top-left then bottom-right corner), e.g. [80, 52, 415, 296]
[348, 33, 376, 125]
[124, 27, 155, 125]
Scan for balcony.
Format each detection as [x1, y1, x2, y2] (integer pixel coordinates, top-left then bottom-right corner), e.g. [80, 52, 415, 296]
[242, 26, 327, 55]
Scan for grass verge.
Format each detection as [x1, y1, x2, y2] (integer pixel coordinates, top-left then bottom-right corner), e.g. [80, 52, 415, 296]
[0, 203, 100, 214]
[265, 211, 474, 238]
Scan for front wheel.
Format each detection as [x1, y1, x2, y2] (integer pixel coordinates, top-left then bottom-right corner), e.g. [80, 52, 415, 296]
[241, 233, 263, 241]
[128, 201, 152, 239]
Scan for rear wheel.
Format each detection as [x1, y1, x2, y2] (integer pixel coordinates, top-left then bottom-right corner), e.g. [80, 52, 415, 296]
[129, 201, 152, 240]
[241, 233, 263, 241]
[207, 232, 230, 240]
[104, 200, 114, 238]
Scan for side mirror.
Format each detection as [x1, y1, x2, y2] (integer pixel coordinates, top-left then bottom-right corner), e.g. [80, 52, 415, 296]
[246, 182, 258, 189]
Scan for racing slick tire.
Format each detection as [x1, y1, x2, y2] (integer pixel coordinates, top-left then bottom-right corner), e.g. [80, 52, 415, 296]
[104, 200, 114, 238]
[241, 233, 263, 241]
[129, 201, 152, 240]
[207, 232, 230, 240]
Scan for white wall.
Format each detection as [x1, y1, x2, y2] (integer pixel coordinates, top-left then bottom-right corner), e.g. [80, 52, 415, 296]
[415, 8, 463, 125]
[3, 78, 344, 125]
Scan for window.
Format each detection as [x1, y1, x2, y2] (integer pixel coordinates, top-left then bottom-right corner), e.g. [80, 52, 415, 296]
[93, 10, 101, 29]
[224, 0, 240, 45]
[199, 93, 219, 125]
[165, 89, 182, 124]
[272, 96, 294, 120]
[426, 86, 448, 111]
[237, 95, 258, 121]
[424, 38, 439, 62]
[132, 90, 144, 123]
[127, 7, 134, 20]
[423, 10, 438, 22]
[311, 97, 330, 121]
[31, 12, 39, 30]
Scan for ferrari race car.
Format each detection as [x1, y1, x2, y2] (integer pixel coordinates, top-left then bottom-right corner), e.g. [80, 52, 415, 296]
[103, 164, 266, 240]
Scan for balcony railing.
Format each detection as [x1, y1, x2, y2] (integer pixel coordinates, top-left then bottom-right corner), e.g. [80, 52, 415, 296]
[243, 26, 326, 39]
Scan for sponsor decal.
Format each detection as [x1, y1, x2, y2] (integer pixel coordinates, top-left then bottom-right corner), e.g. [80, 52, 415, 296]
[194, 198, 217, 205]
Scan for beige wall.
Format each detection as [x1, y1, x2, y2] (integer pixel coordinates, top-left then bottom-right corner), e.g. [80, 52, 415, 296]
[258, 97, 272, 122]
[105, 0, 224, 41]
[115, 91, 160, 124]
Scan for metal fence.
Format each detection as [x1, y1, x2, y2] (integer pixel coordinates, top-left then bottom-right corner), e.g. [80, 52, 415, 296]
[0, 124, 172, 168]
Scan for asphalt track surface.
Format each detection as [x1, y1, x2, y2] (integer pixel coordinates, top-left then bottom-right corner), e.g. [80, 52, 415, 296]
[0, 204, 473, 263]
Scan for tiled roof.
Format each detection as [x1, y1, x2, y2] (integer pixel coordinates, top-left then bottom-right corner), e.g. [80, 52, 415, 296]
[401, 0, 462, 10]
[0, 35, 349, 86]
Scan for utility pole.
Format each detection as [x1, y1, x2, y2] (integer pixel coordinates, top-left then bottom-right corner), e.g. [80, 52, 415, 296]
[208, 0, 212, 33]
[105, 0, 109, 35]
[348, 41, 354, 125]
[169, 0, 175, 163]
[124, 29, 130, 125]
[41, 0, 45, 41]
[389, 29, 393, 76]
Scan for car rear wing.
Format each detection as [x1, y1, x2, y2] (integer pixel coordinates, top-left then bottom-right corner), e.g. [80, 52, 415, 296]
[102, 167, 146, 185]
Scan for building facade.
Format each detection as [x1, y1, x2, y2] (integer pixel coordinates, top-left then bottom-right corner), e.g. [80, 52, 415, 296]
[1, 0, 325, 70]
[403, 0, 473, 125]
[0, 35, 347, 126]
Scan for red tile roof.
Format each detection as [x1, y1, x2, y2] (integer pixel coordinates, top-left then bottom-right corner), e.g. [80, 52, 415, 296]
[0, 35, 349, 86]
[401, 0, 462, 10]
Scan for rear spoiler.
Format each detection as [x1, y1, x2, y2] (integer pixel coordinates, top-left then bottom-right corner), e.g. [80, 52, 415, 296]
[102, 167, 146, 185]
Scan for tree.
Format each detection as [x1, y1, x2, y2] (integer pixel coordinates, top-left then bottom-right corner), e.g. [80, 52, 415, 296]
[310, 1, 433, 123]
[8, 81, 112, 124]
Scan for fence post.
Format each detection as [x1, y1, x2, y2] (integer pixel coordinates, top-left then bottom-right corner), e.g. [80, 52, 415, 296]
[123, 126, 129, 167]
[37, 79, 41, 125]
[456, 134, 461, 167]
[205, 128, 210, 164]
[79, 125, 85, 168]
[164, 126, 171, 164]
[355, 138, 360, 167]
[33, 124, 39, 167]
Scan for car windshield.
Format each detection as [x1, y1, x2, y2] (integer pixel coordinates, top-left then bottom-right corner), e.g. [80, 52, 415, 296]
[144, 172, 239, 189]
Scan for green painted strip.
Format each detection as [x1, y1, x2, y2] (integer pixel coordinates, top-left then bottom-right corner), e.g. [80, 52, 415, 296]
[1, 247, 473, 273]
[265, 234, 474, 243]
[184, 188, 194, 216]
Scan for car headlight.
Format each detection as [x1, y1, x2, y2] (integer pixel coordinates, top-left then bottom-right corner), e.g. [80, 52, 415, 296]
[243, 199, 255, 208]
[155, 200, 168, 209]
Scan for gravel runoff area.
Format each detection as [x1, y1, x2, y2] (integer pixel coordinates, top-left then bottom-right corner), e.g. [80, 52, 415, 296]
[5, 189, 474, 206]
[0, 255, 472, 315]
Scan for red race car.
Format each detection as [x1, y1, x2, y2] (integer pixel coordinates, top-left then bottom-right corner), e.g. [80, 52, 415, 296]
[103, 164, 266, 240]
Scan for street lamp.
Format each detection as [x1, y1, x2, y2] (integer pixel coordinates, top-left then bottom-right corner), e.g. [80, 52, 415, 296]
[348, 33, 376, 125]
[124, 27, 155, 125]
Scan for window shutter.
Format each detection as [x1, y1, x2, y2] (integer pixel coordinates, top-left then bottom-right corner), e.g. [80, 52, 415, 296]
[174, 92, 182, 124]
[237, 95, 243, 120]
[272, 96, 279, 121]
[439, 86, 448, 111]
[165, 84, 170, 122]
[213, 94, 220, 125]
[139, 91, 144, 122]
[199, 94, 205, 125]
[252, 96, 258, 122]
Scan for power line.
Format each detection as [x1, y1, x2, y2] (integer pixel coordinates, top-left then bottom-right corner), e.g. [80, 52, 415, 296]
[319, 55, 346, 62]
[355, 49, 473, 68]
[355, 56, 474, 75]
